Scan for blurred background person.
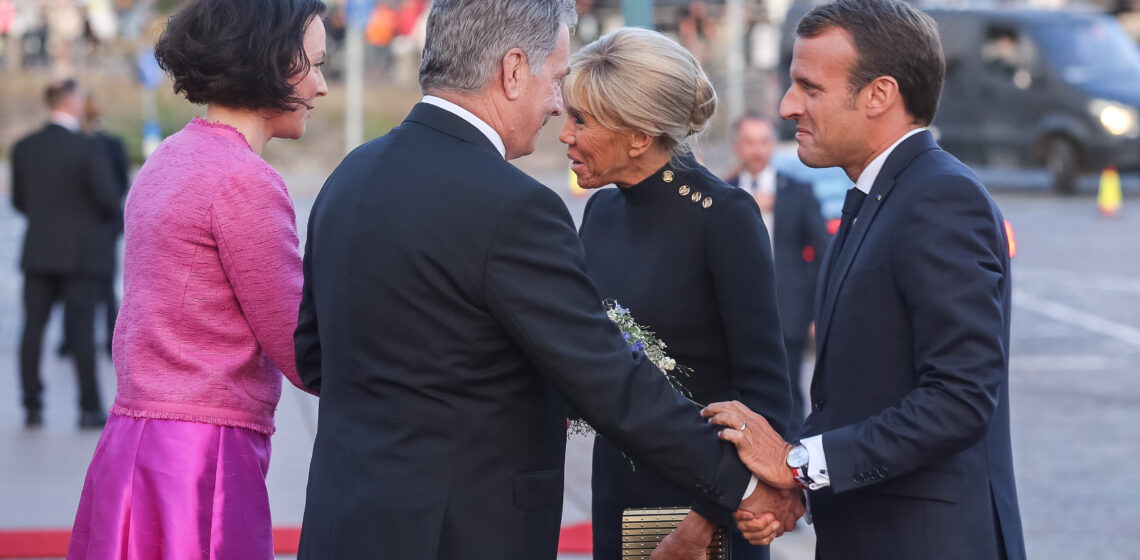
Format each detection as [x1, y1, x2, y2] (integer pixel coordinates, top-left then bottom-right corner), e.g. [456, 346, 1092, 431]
[67, 0, 326, 557]
[724, 113, 829, 436]
[46, 0, 84, 76]
[59, 94, 129, 358]
[83, 95, 128, 356]
[678, 0, 717, 65]
[11, 78, 119, 430]
[564, 27, 792, 560]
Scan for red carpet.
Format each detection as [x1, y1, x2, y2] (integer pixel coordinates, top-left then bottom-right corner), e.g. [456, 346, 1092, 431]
[0, 523, 593, 557]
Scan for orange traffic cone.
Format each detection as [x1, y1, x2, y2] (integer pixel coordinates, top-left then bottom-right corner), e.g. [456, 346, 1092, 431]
[569, 166, 588, 197]
[1098, 165, 1122, 217]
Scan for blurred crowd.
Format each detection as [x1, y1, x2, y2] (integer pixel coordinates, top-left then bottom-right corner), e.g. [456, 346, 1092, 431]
[0, 1, 793, 100]
[0, 0, 161, 75]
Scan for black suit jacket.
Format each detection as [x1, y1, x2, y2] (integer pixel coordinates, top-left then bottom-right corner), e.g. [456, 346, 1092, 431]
[805, 131, 1026, 559]
[582, 159, 791, 560]
[727, 172, 829, 343]
[11, 123, 120, 275]
[94, 130, 130, 234]
[295, 103, 752, 560]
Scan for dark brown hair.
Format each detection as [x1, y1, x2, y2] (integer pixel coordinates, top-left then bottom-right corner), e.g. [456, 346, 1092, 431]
[796, 0, 945, 125]
[155, 0, 325, 112]
[44, 79, 79, 109]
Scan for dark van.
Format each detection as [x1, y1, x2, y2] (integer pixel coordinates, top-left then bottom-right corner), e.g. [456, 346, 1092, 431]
[781, 5, 1140, 193]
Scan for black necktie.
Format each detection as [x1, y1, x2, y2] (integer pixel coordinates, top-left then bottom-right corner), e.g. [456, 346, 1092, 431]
[834, 188, 866, 255]
[823, 188, 866, 292]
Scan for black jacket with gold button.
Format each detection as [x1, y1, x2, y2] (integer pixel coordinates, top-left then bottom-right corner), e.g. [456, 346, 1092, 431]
[579, 155, 792, 560]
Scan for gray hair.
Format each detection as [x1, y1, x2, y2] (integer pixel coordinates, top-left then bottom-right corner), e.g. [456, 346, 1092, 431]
[563, 27, 716, 156]
[420, 0, 578, 94]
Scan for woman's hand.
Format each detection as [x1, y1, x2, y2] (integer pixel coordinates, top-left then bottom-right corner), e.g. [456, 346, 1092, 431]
[650, 511, 716, 560]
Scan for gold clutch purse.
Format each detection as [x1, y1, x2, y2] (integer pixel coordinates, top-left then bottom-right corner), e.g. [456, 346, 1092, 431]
[621, 507, 728, 559]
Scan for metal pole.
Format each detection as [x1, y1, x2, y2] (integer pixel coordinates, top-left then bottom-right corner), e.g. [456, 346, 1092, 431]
[724, 0, 746, 125]
[621, 0, 654, 29]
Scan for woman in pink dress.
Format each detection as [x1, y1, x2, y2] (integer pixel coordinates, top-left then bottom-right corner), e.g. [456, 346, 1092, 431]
[67, 0, 327, 558]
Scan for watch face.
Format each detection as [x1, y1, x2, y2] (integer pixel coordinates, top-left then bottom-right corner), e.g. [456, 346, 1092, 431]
[787, 445, 810, 468]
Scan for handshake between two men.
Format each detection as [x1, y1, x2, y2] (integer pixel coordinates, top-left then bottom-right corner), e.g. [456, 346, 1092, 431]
[651, 401, 806, 560]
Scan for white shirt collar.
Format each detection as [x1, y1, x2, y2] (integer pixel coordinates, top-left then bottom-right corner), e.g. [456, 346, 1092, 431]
[738, 165, 777, 195]
[853, 127, 925, 194]
[421, 95, 506, 158]
[49, 111, 81, 132]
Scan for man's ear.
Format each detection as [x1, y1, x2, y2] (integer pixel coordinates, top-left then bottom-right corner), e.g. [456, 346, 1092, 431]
[501, 47, 529, 101]
[628, 130, 655, 158]
[864, 75, 899, 118]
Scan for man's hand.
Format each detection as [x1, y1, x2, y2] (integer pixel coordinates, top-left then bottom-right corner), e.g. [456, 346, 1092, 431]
[650, 511, 715, 560]
[735, 484, 805, 546]
[702, 401, 797, 489]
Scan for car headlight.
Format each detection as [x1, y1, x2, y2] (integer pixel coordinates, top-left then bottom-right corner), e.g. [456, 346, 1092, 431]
[1089, 99, 1140, 138]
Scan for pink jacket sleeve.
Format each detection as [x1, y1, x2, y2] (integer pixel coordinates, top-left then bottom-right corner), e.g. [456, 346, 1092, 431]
[210, 164, 317, 396]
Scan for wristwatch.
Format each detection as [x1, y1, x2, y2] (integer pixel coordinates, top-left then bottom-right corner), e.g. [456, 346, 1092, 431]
[786, 443, 814, 490]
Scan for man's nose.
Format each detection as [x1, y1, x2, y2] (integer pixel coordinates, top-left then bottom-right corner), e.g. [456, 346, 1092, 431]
[779, 87, 800, 120]
[551, 88, 564, 116]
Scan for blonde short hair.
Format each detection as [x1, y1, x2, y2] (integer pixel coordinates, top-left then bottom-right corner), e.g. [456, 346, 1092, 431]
[564, 27, 716, 155]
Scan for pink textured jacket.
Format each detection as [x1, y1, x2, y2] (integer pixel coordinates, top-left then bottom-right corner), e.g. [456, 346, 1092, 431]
[111, 118, 315, 435]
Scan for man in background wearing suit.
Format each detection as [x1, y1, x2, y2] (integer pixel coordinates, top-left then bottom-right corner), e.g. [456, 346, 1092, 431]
[83, 96, 129, 354]
[725, 113, 829, 436]
[295, 1, 800, 558]
[58, 96, 130, 358]
[11, 79, 119, 429]
[706, 0, 1027, 558]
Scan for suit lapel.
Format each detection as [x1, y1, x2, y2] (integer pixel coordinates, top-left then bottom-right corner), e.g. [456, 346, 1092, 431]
[815, 131, 940, 359]
[403, 103, 501, 156]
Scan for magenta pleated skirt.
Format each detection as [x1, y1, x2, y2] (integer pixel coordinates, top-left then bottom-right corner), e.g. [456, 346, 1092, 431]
[67, 414, 274, 560]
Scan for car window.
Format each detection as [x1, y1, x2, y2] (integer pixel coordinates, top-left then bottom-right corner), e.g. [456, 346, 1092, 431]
[982, 25, 1038, 89]
[1034, 17, 1140, 84]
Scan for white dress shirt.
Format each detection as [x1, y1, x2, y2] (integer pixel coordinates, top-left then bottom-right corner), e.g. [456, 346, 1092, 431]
[799, 127, 925, 490]
[737, 166, 777, 196]
[49, 111, 81, 132]
[421, 95, 506, 158]
[736, 166, 777, 245]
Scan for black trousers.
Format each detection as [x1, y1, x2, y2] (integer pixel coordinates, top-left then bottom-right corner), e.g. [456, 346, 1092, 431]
[100, 273, 118, 345]
[20, 272, 102, 412]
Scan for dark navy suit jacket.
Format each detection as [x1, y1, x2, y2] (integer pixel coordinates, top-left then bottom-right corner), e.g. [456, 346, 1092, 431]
[806, 130, 1026, 560]
[295, 103, 752, 560]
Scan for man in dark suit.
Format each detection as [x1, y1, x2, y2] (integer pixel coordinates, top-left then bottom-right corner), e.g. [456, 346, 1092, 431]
[725, 114, 829, 436]
[705, 1, 1027, 558]
[58, 96, 130, 357]
[295, 1, 800, 558]
[85, 96, 129, 353]
[11, 79, 119, 429]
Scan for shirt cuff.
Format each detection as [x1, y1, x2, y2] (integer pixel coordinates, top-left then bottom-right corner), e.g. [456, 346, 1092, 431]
[742, 474, 759, 500]
[801, 434, 831, 490]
